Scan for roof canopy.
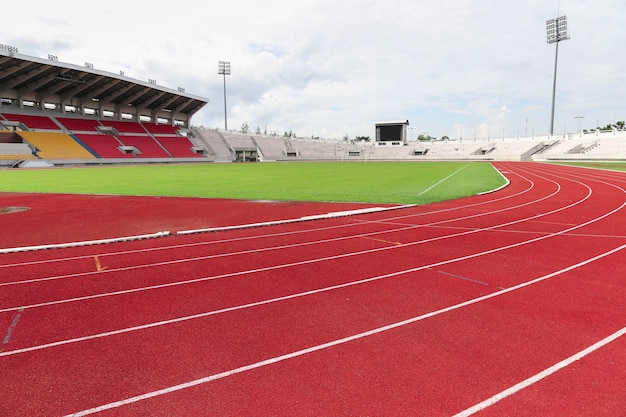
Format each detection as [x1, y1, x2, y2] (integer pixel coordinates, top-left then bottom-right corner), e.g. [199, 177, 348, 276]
[0, 49, 208, 126]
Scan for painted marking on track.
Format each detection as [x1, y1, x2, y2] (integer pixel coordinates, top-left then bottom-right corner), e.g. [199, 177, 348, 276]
[2, 308, 24, 345]
[453, 326, 626, 417]
[531, 220, 577, 227]
[94, 256, 108, 272]
[362, 237, 402, 246]
[436, 269, 490, 286]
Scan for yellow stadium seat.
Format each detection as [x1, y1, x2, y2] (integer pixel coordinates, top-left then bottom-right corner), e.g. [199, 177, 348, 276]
[18, 131, 96, 159]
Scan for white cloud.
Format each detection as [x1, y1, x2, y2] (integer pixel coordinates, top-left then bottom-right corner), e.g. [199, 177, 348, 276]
[2, 0, 625, 138]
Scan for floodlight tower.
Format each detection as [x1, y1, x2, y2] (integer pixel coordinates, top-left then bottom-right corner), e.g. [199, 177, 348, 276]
[218, 61, 231, 130]
[546, 16, 570, 136]
[574, 115, 585, 134]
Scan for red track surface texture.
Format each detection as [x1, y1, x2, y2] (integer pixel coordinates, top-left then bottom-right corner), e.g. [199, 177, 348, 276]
[0, 162, 625, 416]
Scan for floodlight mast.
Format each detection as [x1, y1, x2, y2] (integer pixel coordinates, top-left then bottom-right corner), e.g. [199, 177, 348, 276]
[218, 61, 231, 130]
[546, 16, 570, 136]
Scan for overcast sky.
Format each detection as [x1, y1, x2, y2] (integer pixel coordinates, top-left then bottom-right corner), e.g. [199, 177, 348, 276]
[2, 0, 625, 139]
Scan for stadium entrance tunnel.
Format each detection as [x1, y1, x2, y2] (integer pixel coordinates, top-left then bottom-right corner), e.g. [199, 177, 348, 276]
[235, 149, 258, 162]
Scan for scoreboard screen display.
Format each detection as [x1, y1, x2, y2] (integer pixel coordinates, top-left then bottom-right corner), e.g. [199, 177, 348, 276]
[376, 124, 403, 142]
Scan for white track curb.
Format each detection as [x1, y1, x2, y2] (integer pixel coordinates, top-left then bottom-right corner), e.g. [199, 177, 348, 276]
[176, 205, 417, 235]
[0, 231, 171, 254]
[0, 205, 417, 253]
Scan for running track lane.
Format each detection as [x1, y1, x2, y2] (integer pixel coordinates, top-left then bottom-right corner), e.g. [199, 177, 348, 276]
[0, 162, 624, 416]
[0, 193, 396, 250]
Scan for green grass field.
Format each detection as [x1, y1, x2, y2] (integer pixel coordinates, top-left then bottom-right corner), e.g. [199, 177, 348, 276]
[553, 161, 626, 172]
[0, 161, 506, 205]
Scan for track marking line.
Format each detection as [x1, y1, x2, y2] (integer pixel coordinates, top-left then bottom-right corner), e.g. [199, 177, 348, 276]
[361, 236, 402, 246]
[436, 269, 490, 286]
[61, 244, 626, 417]
[2, 308, 24, 345]
[530, 220, 577, 227]
[452, 325, 626, 417]
[0, 204, 584, 314]
[5, 171, 619, 314]
[0, 169, 556, 289]
[0, 163, 535, 272]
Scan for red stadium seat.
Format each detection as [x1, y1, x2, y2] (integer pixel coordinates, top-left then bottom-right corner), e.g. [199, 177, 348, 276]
[76, 134, 135, 158]
[118, 135, 171, 158]
[1, 113, 60, 130]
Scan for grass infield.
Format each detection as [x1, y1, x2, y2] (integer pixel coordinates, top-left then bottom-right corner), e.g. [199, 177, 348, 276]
[552, 161, 626, 172]
[0, 161, 506, 205]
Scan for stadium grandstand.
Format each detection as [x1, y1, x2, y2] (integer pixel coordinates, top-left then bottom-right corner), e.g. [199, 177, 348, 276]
[0, 48, 208, 167]
[1, 48, 625, 167]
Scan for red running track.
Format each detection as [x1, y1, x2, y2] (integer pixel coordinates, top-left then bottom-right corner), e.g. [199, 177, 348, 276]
[0, 192, 396, 250]
[0, 162, 625, 416]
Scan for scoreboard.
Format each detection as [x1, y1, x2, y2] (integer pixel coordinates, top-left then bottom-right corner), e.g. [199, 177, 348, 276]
[375, 120, 409, 146]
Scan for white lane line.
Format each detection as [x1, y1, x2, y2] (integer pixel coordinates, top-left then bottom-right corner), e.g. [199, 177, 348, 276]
[3, 210, 624, 357]
[1, 163, 602, 315]
[0, 169, 548, 289]
[61, 243, 626, 417]
[452, 326, 626, 417]
[7, 162, 620, 320]
[0, 181, 589, 314]
[0, 163, 507, 255]
[418, 162, 472, 196]
[0, 166, 533, 272]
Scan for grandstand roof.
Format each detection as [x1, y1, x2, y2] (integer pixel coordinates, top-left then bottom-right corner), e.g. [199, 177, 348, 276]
[0, 49, 208, 126]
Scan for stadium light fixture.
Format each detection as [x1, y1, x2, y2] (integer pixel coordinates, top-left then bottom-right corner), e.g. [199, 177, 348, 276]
[546, 15, 570, 136]
[574, 115, 585, 134]
[218, 61, 231, 130]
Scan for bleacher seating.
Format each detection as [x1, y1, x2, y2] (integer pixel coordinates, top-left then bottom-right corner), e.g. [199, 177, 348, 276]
[18, 131, 96, 159]
[1, 113, 60, 130]
[250, 136, 288, 160]
[192, 129, 233, 161]
[76, 134, 134, 158]
[3, 110, 625, 163]
[99, 120, 147, 134]
[221, 132, 256, 150]
[56, 117, 102, 132]
[0, 113, 212, 161]
[118, 135, 171, 158]
[156, 136, 203, 158]
[143, 122, 179, 135]
[290, 140, 345, 160]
